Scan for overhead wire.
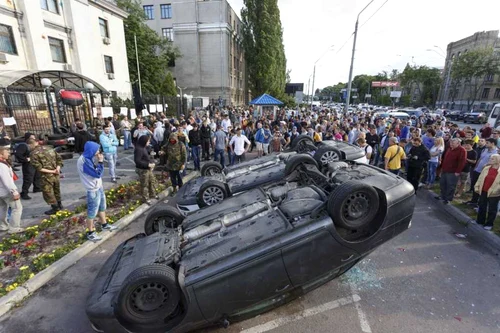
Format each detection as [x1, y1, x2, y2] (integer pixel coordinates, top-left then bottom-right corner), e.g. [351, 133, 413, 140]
[360, 0, 390, 29]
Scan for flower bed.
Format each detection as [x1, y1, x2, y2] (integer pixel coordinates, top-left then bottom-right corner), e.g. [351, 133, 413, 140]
[0, 179, 168, 297]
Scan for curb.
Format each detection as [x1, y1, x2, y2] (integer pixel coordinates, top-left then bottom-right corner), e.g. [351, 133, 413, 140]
[0, 172, 199, 319]
[424, 189, 500, 253]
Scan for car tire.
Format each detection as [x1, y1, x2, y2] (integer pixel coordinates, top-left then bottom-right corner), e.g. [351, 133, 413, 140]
[314, 146, 342, 166]
[197, 180, 228, 207]
[327, 181, 379, 230]
[284, 154, 319, 176]
[57, 126, 71, 135]
[116, 264, 180, 325]
[200, 161, 223, 176]
[59, 152, 74, 160]
[291, 135, 315, 153]
[144, 206, 184, 235]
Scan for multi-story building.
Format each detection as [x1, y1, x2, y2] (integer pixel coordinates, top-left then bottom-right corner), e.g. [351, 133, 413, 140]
[141, 0, 248, 106]
[437, 30, 500, 112]
[0, 0, 131, 97]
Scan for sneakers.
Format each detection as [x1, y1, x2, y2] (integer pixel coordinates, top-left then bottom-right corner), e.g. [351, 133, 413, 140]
[145, 199, 152, 205]
[111, 178, 117, 183]
[101, 223, 117, 231]
[484, 226, 493, 231]
[434, 196, 441, 200]
[8, 227, 25, 234]
[0, 226, 9, 232]
[87, 231, 102, 242]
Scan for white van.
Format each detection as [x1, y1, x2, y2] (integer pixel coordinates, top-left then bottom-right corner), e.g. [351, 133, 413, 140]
[487, 103, 500, 128]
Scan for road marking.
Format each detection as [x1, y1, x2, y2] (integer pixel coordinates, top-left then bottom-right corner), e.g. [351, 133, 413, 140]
[350, 284, 372, 333]
[241, 294, 361, 333]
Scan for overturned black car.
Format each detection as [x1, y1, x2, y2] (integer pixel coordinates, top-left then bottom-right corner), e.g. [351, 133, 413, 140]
[86, 160, 415, 333]
[178, 136, 368, 211]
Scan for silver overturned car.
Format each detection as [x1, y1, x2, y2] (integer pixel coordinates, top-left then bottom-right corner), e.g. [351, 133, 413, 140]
[177, 136, 368, 212]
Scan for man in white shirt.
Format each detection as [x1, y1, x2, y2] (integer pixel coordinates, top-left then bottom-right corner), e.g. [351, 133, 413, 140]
[229, 128, 250, 164]
[221, 114, 232, 133]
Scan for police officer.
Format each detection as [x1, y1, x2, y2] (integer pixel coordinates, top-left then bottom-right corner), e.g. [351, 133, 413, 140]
[14, 132, 42, 200]
[28, 139, 64, 215]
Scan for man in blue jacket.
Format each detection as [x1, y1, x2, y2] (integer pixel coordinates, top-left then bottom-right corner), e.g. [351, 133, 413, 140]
[77, 141, 117, 242]
[99, 124, 119, 183]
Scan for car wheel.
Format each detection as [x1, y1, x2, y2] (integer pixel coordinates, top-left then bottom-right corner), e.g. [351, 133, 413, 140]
[116, 264, 180, 325]
[59, 152, 74, 160]
[291, 135, 315, 153]
[57, 126, 71, 135]
[314, 146, 341, 166]
[284, 154, 319, 176]
[200, 161, 223, 176]
[327, 181, 379, 230]
[197, 180, 228, 207]
[144, 206, 184, 235]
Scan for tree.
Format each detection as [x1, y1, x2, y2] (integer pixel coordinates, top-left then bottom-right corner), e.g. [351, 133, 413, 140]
[400, 65, 442, 106]
[286, 69, 292, 84]
[451, 48, 500, 110]
[160, 72, 177, 96]
[241, 0, 287, 99]
[116, 0, 180, 95]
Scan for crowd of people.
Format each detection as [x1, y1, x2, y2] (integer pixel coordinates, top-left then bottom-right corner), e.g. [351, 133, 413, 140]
[1, 105, 500, 238]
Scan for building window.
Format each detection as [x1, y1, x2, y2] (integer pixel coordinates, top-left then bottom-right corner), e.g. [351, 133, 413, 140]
[143, 5, 154, 20]
[485, 73, 494, 82]
[48, 37, 66, 63]
[494, 88, 500, 99]
[8, 93, 28, 107]
[162, 28, 174, 41]
[40, 0, 59, 14]
[482, 88, 490, 99]
[0, 24, 17, 55]
[160, 4, 172, 19]
[104, 55, 114, 74]
[99, 18, 109, 38]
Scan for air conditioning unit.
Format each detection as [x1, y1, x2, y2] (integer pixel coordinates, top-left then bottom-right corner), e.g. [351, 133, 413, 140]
[0, 53, 8, 64]
[64, 63, 73, 71]
[102, 37, 111, 45]
[108, 73, 115, 80]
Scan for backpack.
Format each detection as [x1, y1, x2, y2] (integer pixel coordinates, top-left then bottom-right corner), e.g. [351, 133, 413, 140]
[13, 142, 28, 163]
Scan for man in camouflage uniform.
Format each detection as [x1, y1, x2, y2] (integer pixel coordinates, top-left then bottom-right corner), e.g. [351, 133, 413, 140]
[161, 133, 186, 192]
[28, 139, 64, 215]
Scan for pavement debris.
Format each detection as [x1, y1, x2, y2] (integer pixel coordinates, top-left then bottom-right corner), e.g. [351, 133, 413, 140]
[397, 248, 406, 252]
[454, 233, 467, 239]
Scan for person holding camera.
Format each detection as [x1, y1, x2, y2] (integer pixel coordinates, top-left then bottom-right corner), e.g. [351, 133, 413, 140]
[77, 141, 117, 242]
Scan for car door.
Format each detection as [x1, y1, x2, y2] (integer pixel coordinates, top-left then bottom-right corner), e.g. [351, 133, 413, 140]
[193, 250, 292, 321]
[282, 229, 360, 287]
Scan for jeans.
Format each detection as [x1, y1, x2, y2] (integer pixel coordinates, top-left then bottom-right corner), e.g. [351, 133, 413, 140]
[191, 145, 201, 171]
[228, 151, 235, 166]
[477, 192, 500, 227]
[234, 153, 246, 164]
[123, 130, 131, 150]
[202, 138, 211, 159]
[388, 169, 399, 175]
[426, 161, 438, 185]
[104, 152, 116, 179]
[87, 188, 106, 219]
[214, 148, 225, 167]
[407, 166, 422, 192]
[439, 172, 459, 201]
[470, 171, 481, 203]
[0, 196, 22, 229]
[169, 170, 183, 188]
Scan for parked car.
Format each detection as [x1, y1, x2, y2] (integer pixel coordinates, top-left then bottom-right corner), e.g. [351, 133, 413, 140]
[86, 160, 415, 333]
[398, 109, 424, 118]
[463, 111, 487, 124]
[177, 137, 368, 212]
[487, 103, 500, 128]
[447, 109, 469, 121]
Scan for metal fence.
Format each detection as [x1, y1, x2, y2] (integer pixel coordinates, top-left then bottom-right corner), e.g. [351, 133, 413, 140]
[0, 87, 105, 137]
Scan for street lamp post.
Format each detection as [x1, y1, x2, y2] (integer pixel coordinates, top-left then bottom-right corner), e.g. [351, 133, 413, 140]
[310, 44, 335, 108]
[41, 78, 58, 134]
[345, 0, 375, 113]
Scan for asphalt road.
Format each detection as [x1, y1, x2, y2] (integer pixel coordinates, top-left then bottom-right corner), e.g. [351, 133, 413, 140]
[0, 191, 499, 333]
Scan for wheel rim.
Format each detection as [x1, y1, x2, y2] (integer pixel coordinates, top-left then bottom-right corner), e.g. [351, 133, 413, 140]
[343, 192, 370, 221]
[130, 282, 169, 313]
[153, 216, 177, 233]
[202, 187, 224, 205]
[205, 166, 221, 176]
[296, 141, 308, 153]
[320, 151, 340, 165]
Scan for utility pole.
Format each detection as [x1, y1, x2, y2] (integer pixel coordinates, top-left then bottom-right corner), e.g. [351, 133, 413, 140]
[134, 34, 142, 97]
[345, 0, 375, 113]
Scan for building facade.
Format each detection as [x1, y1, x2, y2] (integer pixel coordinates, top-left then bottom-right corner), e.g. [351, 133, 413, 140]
[0, 0, 131, 97]
[437, 30, 500, 112]
[141, 0, 248, 106]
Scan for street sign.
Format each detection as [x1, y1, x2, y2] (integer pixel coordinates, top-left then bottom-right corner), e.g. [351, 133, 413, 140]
[372, 81, 400, 88]
[390, 91, 402, 98]
[365, 94, 372, 98]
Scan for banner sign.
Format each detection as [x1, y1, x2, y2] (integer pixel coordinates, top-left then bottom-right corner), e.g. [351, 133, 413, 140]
[390, 91, 402, 98]
[372, 81, 400, 88]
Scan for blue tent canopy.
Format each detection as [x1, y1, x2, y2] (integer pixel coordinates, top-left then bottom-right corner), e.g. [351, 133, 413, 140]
[249, 93, 284, 106]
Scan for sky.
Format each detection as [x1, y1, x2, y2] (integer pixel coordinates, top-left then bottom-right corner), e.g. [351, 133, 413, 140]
[227, 0, 500, 92]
